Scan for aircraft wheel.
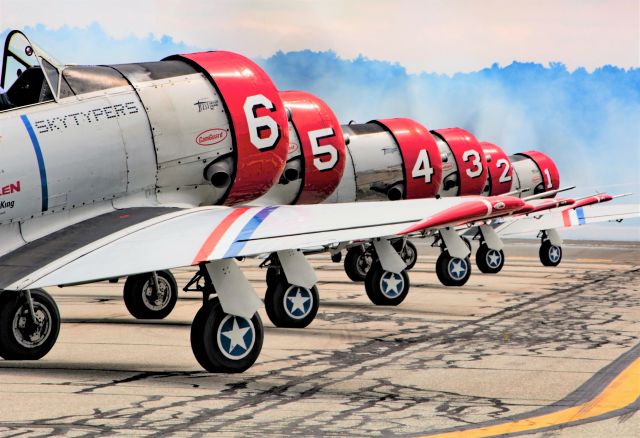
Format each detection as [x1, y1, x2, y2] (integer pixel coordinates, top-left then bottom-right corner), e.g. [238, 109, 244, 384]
[436, 252, 472, 287]
[540, 240, 562, 267]
[393, 240, 418, 270]
[190, 297, 263, 373]
[123, 270, 178, 320]
[0, 289, 60, 360]
[476, 244, 505, 274]
[344, 246, 373, 282]
[364, 262, 410, 306]
[265, 280, 319, 328]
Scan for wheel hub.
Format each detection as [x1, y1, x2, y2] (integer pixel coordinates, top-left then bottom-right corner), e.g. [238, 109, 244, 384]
[402, 246, 415, 264]
[379, 271, 404, 298]
[486, 249, 502, 268]
[356, 252, 373, 276]
[12, 303, 52, 348]
[549, 246, 561, 263]
[448, 258, 468, 280]
[216, 315, 255, 360]
[142, 277, 171, 311]
[283, 286, 313, 319]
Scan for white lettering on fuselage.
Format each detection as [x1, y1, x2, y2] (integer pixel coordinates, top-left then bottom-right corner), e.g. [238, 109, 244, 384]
[32, 101, 140, 134]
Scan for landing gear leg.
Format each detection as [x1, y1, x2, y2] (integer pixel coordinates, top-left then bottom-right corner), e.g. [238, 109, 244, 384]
[263, 251, 320, 328]
[363, 238, 410, 305]
[434, 228, 472, 287]
[187, 261, 264, 373]
[539, 229, 563, 267]
[0, 289, 60, 360]
[475, 225, 506, 274]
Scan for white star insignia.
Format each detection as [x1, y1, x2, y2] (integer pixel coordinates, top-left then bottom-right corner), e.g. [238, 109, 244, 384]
[450, 259, 466, 278]
[550, 247, 560, 261]
[287, 289, 311, 314]
[488, 252, 501, 267]
[382, 275, 402, 296]
[221, 318, 250, 352]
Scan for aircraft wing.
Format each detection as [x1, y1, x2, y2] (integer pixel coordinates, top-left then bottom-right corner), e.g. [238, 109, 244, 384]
[1, 196, 523, 291]
[493, 203, 640, 237]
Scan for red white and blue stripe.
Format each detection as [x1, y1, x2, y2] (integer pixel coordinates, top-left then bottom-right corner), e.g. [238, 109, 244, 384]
[192, 206, 279, 264]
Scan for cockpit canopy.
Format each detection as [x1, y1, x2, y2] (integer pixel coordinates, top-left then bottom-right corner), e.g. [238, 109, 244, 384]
[0, 30, 206, 113]
[0, 30, 63, 109]
[0, 30, 134, 112]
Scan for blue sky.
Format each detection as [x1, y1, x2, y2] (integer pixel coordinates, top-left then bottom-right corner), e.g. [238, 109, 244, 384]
[0, 1, 638, 239]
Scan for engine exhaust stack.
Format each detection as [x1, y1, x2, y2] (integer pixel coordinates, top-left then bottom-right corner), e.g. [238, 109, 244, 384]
[387, 183, 404, 201]
[204, 156, 233, 189]
[281, 158, 303, 183]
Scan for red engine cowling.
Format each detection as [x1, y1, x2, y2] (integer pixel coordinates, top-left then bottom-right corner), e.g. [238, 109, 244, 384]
[329, 119, 442, 202]
[372, 118, 442, 199]
[432, 128, 487, 197]
[166, 51, 289, 205]
[512, 150, 560, 194]
[480, 142, 513, 196]
[280, 91, 346, 204]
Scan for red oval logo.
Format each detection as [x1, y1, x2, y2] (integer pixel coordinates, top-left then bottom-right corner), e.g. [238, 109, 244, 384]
[196, 128, 228, 146]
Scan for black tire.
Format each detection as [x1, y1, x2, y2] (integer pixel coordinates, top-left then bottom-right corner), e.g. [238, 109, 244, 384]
[476, 244, 505, 274]
[393, 240, 418, 270]
[265, 280, 319, 328]
[364, 262, 410, 306]
[190, 301, 211, 368]
[539, 240, 562, 267]
[190, 297, 263, 373]
[0, 289, 60, 360]
[123, 270, 178, 320]
[344, 246, 372, 282]
[436, 252, 472, 287]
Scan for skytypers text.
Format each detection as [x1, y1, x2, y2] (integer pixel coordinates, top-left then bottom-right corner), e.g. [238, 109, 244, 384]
[33, 101, 140, 134]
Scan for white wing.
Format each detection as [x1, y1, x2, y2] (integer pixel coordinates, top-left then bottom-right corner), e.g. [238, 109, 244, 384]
[2, 196, 524, 291]
[494, 203, 640, 237]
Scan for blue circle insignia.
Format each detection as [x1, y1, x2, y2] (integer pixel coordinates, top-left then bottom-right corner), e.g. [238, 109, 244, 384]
[448, 258, 468, 280]
[284, 286, 313, 319]
[379, 271, 404, 299]
[217, 314, 255, 360]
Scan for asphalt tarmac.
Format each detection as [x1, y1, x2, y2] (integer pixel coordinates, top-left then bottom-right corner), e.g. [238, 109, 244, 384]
[0, 239, 638, 437]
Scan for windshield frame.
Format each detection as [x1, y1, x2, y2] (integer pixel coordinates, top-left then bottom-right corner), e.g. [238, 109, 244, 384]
[1, 30, 63, 102]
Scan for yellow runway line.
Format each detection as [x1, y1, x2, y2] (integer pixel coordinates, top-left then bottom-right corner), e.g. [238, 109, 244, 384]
[424, 358, 640, 438]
